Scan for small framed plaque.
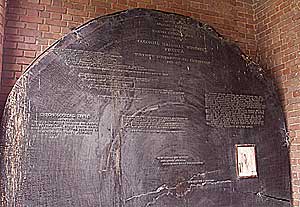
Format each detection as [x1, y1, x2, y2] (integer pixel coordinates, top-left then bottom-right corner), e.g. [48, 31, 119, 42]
[236, 144, 258, 178]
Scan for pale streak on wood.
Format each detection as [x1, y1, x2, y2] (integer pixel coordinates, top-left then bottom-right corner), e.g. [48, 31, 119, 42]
[1, 74, 29, 206]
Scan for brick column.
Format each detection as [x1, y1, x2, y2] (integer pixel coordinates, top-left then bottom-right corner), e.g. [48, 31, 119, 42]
[254, 0, 300, 206]
[0, 0, 5, 118]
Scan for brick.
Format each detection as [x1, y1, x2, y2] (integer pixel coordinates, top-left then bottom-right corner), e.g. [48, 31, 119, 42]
[40, 0, 52, 5]
[19, 28, 41, 37]
[42, 32, 62, 39]
[7, 20, 25, 28]
[20, 16, 43, 24]
[5, 27, 18, 35]
[8, 7, 26, 15]
[1, 71, 14, 78]
[25, 22, 38, 30]
[19, 3, 45, 11]
[4, 49, 24, 57]
[5, 35, 24, 42]
[61, 27, 71, 34]
[246, 23, 254, 29]
[117, 0, 127, 4]
[67, 8, 89, 16]
[37, 38, 48, 45]
[38, 24, 50, 32]
[49, 25, 61, 33]
[136, 0, 151, 3]
[3, 56, 17, 64]
[70, 0, 89, 3]
[17, 42, 39, 50]
[24, 50, 36, 58]
[41, 45, 50, 51]
[70, 3, 85, 10]
[268, 17, 280, 27]
[16, 57, 34, 65]
[45, 5, 67, 13]
[53, 0, 63, 6]
[0, 86, 13, 95]
[45, 19, 67, 26]
[15, 71, 23, 79]
[39, 11, 51, 18]
[26, 9, 39, 17]
[86, 5, 96, 12]
[72, 16, 84, 23]
[67, 21, 80, 29]
[128, 1, 137, 7]
[28, 0, 40, 3]
[95, 7, 106, 15]
[62, 14, 73, 21]
[4, 41, 17, 49]
[24, 36, 36, 43]
[51, 13, 62, 20]
[91, 0, 111, 8]
[1, 79, 17, 87]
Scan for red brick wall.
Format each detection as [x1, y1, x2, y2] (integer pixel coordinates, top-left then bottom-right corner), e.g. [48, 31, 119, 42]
[0, 0, 256, 117]
[0, 0, 5, 101]
[254, 0, 300, 206]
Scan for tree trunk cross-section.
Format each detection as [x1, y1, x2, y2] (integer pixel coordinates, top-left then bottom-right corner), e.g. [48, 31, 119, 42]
[0, 9, 292, 207]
